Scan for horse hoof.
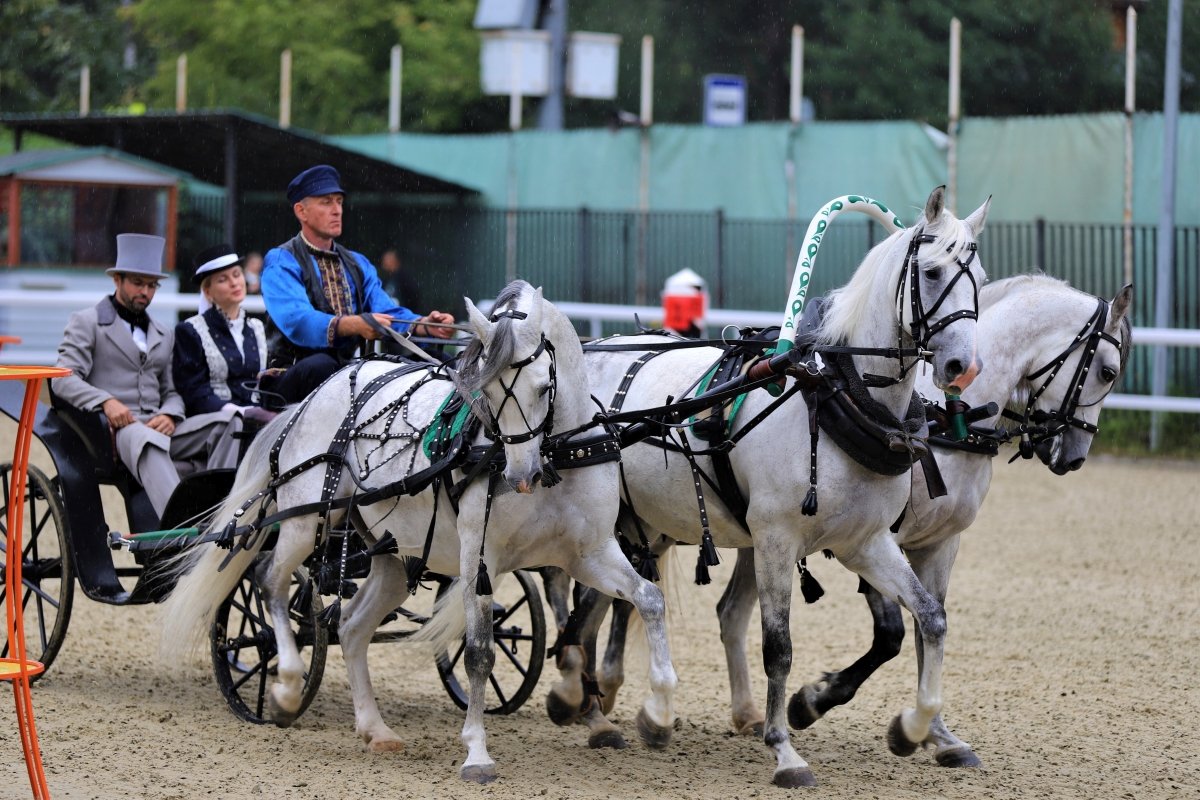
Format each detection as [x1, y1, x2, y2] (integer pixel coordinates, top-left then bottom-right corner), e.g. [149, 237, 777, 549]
[936, 746, 982, 768]
[635, 708, 673, 750]
[366, 737, 405, 754]
[734, 719, 764, 737]
[887, 714, 919, 757]
[545, 690, 584, 726]
[772, 767, 818, 788]
[460, 763, 497, 784]
[267, 694, 298, 729]
[788, 686, 822, 730]
[588, 729, 628, 750]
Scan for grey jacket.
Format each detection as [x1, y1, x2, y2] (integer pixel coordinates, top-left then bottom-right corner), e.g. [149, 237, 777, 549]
[52, 297, 186, 422]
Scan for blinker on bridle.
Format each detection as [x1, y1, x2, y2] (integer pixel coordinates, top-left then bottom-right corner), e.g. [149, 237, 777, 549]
[1009, 296, 1122, 458]
[892, 228, 981, 376]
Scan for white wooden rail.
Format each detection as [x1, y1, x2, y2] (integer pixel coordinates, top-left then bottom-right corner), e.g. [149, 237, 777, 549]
[2, 290, 1197, 413]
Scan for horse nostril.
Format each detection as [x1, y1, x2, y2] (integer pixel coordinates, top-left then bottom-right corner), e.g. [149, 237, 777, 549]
[1067, 458, 1085, 472]
[945, 359, 964, 379]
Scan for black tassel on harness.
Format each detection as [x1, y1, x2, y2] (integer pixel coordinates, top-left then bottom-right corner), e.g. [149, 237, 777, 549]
[695, 530, 720, 585]
[801, 486, 818, 516]
[636, 546, 660, 583]
[365, 530, 399, 557]
[317, 597, 342, 628]
[797, 558, 825, 604]
[540, 461, 562, 488]
[475, 559, 493, 596]
[402, 555, 428, 594]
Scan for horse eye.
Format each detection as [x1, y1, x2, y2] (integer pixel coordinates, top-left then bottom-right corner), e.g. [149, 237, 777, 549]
[1100, 365, 1118, 383]
[538, 384, 551, 397]
[923, 267, 942, 281]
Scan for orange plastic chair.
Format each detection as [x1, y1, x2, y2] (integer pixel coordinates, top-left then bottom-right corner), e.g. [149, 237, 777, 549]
[1, 364, 70, 800]
[0, 336, 22, 352]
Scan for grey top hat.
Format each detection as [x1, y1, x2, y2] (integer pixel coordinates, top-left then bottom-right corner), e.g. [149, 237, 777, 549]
[105, 233, 168, 278]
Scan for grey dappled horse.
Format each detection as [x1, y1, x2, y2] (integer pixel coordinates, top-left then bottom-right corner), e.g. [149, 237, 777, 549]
[161, 280, 677, 783]
[548, 187, 991, 787]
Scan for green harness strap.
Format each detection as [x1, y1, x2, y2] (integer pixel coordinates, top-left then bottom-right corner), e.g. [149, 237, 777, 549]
[422, 391, 476, 459]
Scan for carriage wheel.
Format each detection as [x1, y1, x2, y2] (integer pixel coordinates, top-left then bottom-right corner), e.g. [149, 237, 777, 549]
[211, 564, 328, 724]
[0, 463, 74, 678]
[434, 568, 546, 715]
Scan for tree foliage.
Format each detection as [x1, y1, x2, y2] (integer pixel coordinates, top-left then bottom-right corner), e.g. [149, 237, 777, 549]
[129, 0, 486, 133]
[2, 0, 1195, 133]
[0, 0, 146, 114]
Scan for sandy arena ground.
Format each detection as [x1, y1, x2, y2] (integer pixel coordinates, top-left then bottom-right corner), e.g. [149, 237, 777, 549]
[1, 417, 1197, 799]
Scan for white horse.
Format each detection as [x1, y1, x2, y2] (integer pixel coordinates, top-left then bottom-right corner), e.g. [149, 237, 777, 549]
[573, 274, 1133, 771]
[160, 280, 677, 783]
[779, 274, 1134, 764]
[548, 187, 991, 787]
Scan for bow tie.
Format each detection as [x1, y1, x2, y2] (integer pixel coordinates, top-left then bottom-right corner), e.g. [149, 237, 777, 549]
[111, 296, 150, 332]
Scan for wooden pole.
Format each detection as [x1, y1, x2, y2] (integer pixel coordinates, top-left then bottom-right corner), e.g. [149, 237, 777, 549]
[80, 66, 90, 116]
[279, 49, 292, 128]
[175, 54, 188, 113]
[947, 18, 961, 216]
[1123, 6, 1137, 287]
[389, 45, 402, 133]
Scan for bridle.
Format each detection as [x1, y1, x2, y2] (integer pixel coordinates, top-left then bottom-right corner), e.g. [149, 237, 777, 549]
[1007, 296, 1122, 456]
[889, 227, 980, 378]
[898, 229, 980, 351]
[478, 308, 558, 445]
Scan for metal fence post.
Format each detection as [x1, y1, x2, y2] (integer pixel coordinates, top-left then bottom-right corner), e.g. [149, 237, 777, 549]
[1036, 217, 1046, 270]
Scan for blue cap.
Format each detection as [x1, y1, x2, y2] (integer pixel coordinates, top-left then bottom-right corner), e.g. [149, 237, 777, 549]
[286, 164, 345, 204]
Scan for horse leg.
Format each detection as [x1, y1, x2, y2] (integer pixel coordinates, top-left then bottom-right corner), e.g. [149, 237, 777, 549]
[338, 555, 410, 752]
[754, 546, 817, 788]
[597, 598, 631, 714]
[788, 578, 905, 729]
[718, 548, 766, 736]
[596, 532, 674, 714]
[459, 566, 498, 783]
[540, 565, 573, 635]
[259, 518, 317, 727]
[568, 538, 677, 751]
[840, 535, 947, 759]
[907, 536, 982, 768]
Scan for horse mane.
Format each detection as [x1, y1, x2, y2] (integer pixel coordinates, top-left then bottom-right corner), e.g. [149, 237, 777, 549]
[456, 280, 531, 418]
[817, 210, 976, 345]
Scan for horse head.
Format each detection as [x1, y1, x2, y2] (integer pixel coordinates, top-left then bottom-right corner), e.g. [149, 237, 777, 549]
[902, 186, 991, 393]
[462, 280, 556, 494]
[1026, 283, 1133, 474]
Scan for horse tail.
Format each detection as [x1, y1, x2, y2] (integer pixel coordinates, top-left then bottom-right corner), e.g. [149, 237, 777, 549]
[406, 578, 468, 651]
[158, 408, 296, 662]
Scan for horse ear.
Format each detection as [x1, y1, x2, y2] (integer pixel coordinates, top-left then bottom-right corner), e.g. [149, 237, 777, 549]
[924, 185, 946, 225]
[530, 286, 545, 327]
[1109, 283, 1134, 327]
[965, 195, 992, 237]
[464, 297, 493, 339]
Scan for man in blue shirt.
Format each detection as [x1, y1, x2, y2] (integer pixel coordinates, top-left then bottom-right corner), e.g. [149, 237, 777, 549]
[262, 164, 455, 403]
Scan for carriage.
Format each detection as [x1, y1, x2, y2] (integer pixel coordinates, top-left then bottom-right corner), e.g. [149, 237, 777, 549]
[0, 380, 548, 723]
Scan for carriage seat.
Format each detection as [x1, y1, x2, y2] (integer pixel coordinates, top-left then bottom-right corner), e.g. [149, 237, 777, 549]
[46, 385, 158, 534]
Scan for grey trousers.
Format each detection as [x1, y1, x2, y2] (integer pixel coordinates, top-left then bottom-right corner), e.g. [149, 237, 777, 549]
[115, 407, 243, 521]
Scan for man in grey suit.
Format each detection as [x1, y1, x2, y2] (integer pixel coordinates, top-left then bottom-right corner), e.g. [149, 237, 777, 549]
[52, 233, 242, 520]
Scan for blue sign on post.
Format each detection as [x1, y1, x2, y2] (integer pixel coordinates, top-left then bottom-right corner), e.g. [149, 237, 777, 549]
[703, 74, 747, 126]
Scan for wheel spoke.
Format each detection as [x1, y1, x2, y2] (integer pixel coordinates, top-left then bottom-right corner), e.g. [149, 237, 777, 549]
[487, 670, 510, 708]
[495, 639, 530, 675]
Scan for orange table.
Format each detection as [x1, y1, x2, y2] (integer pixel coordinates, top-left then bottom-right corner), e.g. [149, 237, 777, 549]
[1, 365, 69, 800]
